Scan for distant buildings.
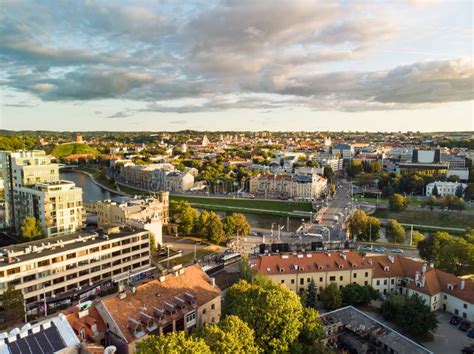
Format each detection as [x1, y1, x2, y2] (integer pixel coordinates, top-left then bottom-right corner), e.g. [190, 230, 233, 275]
[121, 163, 194, 193]
[0, 227, 152, 322]
[425, 181, 466, 197]
[96, 194, 169, 246]
[0, 150, 83, 237]
[332, 143, 353, 160]
[249, 173, 327, 200]
[96, 264, 221, 354]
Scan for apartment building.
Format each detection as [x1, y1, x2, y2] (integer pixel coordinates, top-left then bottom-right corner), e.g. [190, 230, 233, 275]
[96, 264, 221, 354]
[332, 144, 353, 160]
[368, 255, 474, 321]
[121, 163, 194, 192]
[251, 251, 374, 294]
[0, 226, 152, 322]
[249, 173, 327, 200]
[425, 181, 466, 197]
[0, 150, 83, 237]
[96, 194, 169, 246]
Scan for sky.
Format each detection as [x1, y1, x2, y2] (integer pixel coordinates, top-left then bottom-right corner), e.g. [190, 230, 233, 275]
[0, 0, 473, 132]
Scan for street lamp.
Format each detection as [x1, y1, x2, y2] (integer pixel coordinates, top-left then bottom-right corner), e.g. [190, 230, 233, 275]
[166, 245, 172, 270]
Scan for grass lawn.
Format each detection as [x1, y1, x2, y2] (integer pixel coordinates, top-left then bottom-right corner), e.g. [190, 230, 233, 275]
[170, 195, 313, 213]
[75, 166, 118, 190]
[51, 143, 100, 157]
[373, 209, 474, 229]
[360, 196, 424, 206]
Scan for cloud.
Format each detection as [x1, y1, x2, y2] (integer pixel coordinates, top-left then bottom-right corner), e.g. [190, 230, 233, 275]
[1, 0, 472, 114]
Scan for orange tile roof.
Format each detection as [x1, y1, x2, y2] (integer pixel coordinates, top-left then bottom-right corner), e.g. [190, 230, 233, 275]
[367, 255, 474, 304]
[100, 264, 221, 343]
[63, 305, 106, 341]
[252, 251, 373, 275]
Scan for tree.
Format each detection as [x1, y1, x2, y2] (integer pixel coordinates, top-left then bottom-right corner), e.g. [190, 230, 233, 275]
[239, 255, 255, 283]
[341, 284, 379, 306]
[136, 331, 211, 354]
[204, 211, 226, 244]
[410, 230, 425, 246]
[306, 279, 318, 309]
[1, 286, 25, 326]
[20, 216, 45, 240]
[389, 193, 408, 212]
[319, 283, 342, 311]
[306, 160, 319, 168]
[431, 184, 439, 197]
[224, 278, 303, 353]
[323, 166, 335, 182]
[291, 307, 331, 354]
[149, 233, 157, 254]
[200, 315, 260, 354]
[169, 200, 199, 235]
[346, 209, 380, 241]
[381, 294, 438, 339]
[385, 219, 405, 243]
[346, 160, 363, 178]
[366, 216, 381, 242]
[223, 213, 251, 237]
[196, 210, 211, 237]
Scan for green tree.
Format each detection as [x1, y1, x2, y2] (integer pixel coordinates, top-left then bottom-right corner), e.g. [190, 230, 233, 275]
[1, 286, 25, 326]
[224, 278, 303, 353]
[431, 184, 439, 197]
[411, 230, 425, 246]
[169, 200, 199, 235]
[196, 210, 211, 237]
[204, 211, 226, 244]
[291, 307, 331, 354]
[200, 315, 260, 354]
[223, 213, 251, 237]
[136, 331, 211, 354]
[346, 209, 380, 241]
[320, 283, 342, 311]
[20, 216, 45, 240]
[149, 233, 157, 254]
[388, 193, 408, 212]
[306, 279, 318, 309]
[341, 284, 379, 306]
[385, 219, 406, 243]
[323, 166, 335, 182]
[239, 255, 255, 282]
[346, 160, 363, 178]
[366, 216, 381, 242]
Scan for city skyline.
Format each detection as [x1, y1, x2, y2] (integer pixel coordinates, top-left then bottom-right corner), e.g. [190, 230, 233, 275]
[1, 0, 473, 132]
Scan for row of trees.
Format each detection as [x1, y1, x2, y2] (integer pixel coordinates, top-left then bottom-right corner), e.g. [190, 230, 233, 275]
[318, 282, 379, 311]
[378, 172, 439, 197]
[137, 276, 331, 354]
[170, 200, 250, 244]
[417, 230, 474, 275]
[423, 195, 466, 211]
[345, 160, 382, 178]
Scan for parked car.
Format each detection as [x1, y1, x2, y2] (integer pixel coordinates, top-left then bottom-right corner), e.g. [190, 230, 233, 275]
[450, 316, 462, 325]
[391, 248, 404, 253]
[374, 247, 386, 253]
[467, 328, 474, 339]
[360, 245, 373, 252]
[460, 321, 471, 332]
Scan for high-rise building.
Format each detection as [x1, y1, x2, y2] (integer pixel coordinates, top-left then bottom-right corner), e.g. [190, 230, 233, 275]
[0, 150, 83, 237]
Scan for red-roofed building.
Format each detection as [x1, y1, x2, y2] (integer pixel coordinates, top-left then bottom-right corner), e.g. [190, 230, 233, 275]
[95, 264, 221, 354]
[367, 255, 474, 321]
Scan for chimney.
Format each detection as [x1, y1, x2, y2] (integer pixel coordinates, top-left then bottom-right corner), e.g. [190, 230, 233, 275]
[388, 255, 394, 264]
[421, 273, 425, 288]
[415, 271, 420, 283]
[460, 280, 465, 290]
[210, 277, 216, 287]
[429, 263, 434, 269]
[421, 263, 427, 275]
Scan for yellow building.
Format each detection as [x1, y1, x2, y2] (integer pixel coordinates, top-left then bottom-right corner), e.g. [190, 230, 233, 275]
[251, 251, 373, 294]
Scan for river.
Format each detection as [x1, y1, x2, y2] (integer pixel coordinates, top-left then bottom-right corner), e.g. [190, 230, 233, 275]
[61, 171, 306, 231]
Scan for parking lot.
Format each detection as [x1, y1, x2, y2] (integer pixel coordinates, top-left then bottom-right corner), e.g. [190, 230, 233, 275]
[423, 312, 473, 354]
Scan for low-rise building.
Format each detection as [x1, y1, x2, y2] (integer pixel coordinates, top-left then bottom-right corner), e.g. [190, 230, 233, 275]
[251, 251, 373, 294]
[368, 255, 474, 321]
[96, 194, 169, 246]
[121, 164, 194, 192]
[0, 227, 153, 323]
[425, 181, 466, 197]
[249, 173, 327, 200]
[96, 264, 221, 354]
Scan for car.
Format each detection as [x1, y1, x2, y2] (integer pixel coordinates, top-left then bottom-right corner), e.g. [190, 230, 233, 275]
[450, 316, 462, 325]
[360, 245, 373, 252]
[460, 321, 471, 332]
[390, 248, 404, 253]
[374, 247, 386, 253]
[250, 232, 258, 236]
[467, 328, 474, 339]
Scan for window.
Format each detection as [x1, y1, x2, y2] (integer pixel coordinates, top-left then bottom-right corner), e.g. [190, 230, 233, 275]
[281, 280, 285, 284]
[329, 276, 335, 281]
[455, 309, 459, 315]
[339, 276, 343, 281]
[365, 272, 369, 277]
[464, 304, 468, 309]
[307, 278, 310, 283]
[211, 304, 215, 310]
[7, 267, 21, 275]
[391, 279, 394, 285]
[463, 313, 467, 319]
[202, 309, 207, 315]
[353, 273, 357, 278]
[376, 280, 380, 286]
[291, 279, 295, 284]
[319, 277, 323, 282]
[300, 278, 304, 285]
[383, 280, 387, 285]
[364, 281, 368, 286]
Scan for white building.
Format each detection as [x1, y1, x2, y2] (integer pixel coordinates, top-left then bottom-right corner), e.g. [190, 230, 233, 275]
[0, 150, 83, 237]
[425, 181, 466, 197]
[368, 255, 474, 321]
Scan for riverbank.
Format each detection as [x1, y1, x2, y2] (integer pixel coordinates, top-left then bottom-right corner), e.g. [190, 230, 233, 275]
[72, 168, 128, 196]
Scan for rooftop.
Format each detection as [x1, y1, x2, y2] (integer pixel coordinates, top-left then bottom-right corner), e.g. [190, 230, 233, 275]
[322, 306, 433, 354]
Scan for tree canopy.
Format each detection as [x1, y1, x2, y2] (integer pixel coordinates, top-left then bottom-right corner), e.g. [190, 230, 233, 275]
[320, 283, 342, 311]
[20, 216, 45, 240]
[388, 193, 408, 212]
[385, 219, 406, 243]
[136, 331, 211, 354]
[346, 209, 380, 242]
[341, 284, 379, 306]
[1, 286, 25, 326]
[223, 213, 251, 237]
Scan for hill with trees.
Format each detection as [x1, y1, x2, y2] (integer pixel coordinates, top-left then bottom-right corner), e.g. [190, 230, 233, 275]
[51, 143, 100, 157]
